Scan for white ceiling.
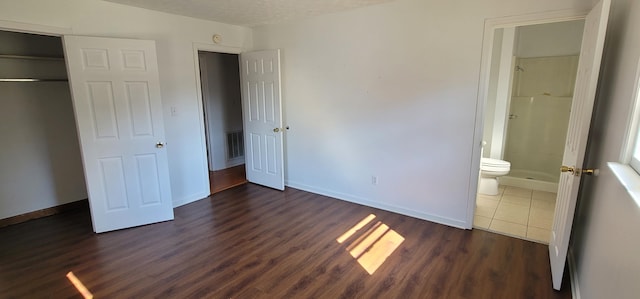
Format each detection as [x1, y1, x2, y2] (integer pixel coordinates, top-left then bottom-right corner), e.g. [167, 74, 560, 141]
[102, 0, 396, 27]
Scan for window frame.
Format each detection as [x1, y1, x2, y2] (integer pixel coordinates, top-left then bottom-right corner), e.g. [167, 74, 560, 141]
[621, 58, 640, 171]
[609, 57, 640, 207]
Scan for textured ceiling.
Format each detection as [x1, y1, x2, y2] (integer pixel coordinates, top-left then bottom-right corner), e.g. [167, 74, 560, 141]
[102, 0, 396, 27]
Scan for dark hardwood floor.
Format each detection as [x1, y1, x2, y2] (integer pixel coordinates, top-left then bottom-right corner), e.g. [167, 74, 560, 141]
[209, 164, 247, 194]
[0, 184, 571, 298]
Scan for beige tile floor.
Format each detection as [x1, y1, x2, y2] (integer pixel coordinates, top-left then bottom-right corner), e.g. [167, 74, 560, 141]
[473, 186, 557, 244]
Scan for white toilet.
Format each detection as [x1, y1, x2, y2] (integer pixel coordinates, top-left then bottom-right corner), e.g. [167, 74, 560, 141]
[478, 158, 511, 195]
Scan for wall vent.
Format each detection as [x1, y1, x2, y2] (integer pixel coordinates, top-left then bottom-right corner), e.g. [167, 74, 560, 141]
[227, 130, 244, 159]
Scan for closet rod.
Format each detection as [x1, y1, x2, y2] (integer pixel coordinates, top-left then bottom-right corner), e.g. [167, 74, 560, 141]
[0, 78, 68, 82]
[0, 54, 64, 61]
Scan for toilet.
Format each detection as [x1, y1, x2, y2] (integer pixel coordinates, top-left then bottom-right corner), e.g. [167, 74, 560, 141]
[478, 158, 511, 195]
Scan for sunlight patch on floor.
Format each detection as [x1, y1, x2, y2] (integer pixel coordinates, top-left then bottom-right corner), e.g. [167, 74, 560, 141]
[337, 214, 376, 244]
[66, 271, 93, 299]
[337, 214, 405, 275]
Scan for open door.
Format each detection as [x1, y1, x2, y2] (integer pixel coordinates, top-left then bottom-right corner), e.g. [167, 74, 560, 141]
[239, 50, 285, 190]
[549, 0, 610, 289]
[64, 36, 174, 233]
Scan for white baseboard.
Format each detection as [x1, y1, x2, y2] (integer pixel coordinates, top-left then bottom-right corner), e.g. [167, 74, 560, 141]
[225, 158, 245, 169]
[568, 248, 581, 299]
[172, 191, 210, 208]
[171, 180, 469, 229]
[500, 176, 559, 192]
[285, 180, 467, 229]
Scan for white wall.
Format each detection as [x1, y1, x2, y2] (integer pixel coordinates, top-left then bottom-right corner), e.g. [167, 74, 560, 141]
[571, 0, 640, 297]
[0, 84, 87, 219]
[515, 20, 585, 58]
[252, 0, 594, 227]
[482, 29, 504, 158]
[490, 27, 516, 159]
[199, 52, 244, 171]
[0, 31, 87, 218]
[0, 0, 252, 207]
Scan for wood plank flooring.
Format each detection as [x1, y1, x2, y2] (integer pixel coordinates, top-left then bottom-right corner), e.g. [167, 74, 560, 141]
[0, 184, 571, 298]
[0, 199, 88, 228]
[209, 164, 247, 194]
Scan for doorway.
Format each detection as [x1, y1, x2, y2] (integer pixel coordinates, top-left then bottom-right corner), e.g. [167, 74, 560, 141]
[2, 25, 180, 233]
[0, 30, 89, 226]
[197, 51, 247, 194]
[473, 20, 585, 243]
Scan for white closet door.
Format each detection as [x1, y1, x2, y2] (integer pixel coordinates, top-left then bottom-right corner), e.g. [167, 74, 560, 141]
[64, 36, 173, 233]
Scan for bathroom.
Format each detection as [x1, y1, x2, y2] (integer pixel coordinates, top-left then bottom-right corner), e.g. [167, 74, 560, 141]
[474, 20, 585, 243]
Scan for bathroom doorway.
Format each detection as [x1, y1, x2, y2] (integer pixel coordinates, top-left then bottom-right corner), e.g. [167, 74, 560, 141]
[474, 20, 585, 243]
[197, 51, 248, 194]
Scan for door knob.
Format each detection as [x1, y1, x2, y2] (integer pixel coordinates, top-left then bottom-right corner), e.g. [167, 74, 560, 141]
[156, 142, 165, 148]
[273, 126, 290, 133]
[561, 166, 599, 176]
[560, 165, 579, 176]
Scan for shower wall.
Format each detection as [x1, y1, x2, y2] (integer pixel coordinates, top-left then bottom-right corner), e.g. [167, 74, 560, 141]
[503, 55, 578, 183]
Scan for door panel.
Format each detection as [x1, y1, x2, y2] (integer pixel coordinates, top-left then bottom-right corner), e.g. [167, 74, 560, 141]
[64, 36, 173, 233]
[549, 0, 610, 290]
[240, 50, 285, 190]
[136, 154, 162, 206]
[126, 82, 154, 136]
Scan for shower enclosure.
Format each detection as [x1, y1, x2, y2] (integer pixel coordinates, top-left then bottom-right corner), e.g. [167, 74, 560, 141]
[501, 55, 578, 191]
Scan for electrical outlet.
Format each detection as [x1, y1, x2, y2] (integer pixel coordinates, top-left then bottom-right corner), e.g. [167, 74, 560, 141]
[170, 106, 178, 116]
[371, 176, 378, 185]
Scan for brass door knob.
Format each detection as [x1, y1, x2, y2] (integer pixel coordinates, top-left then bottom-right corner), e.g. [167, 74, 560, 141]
[561, 166, 599, 176]
[560, 165, 579, 176]
[273, 128, 280, 133]
[560, 165, 575, 173]
[156, 142, 165, 148]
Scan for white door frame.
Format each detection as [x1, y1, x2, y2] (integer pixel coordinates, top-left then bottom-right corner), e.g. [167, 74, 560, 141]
[0, 20, 71, 36]
[192, 42, 244, 195]
[467, 9, 589, 228]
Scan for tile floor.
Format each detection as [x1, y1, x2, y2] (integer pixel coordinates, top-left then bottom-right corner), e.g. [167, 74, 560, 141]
[473, 185, 556, 244]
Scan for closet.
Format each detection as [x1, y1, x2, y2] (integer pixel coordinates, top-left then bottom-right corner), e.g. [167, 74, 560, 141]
[0, 30, 87, 223]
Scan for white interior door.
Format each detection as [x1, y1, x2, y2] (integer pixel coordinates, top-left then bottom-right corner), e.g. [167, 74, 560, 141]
[239, 50, 285, 190]
[550, 0, 610, 290]
[64, 36, 174, 233]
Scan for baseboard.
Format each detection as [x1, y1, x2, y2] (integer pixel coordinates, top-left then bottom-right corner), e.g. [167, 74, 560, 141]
[568, 248, 581, 299]
[499, 176, 559, 193]
[1, 191, 219, 228]
[225, 159, 245, 169]
[172, 191, 211, 208]
[285, 180, 467, 229]
[0, 199, 88, 228]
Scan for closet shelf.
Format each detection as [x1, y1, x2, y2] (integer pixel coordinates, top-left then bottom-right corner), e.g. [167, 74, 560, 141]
[0, 54, 64, 61]
[0, 78, 68, 82]
[1, 54, 68, 81]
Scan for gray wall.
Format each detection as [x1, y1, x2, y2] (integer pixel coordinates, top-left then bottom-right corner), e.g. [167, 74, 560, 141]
[199, 52, 244, 171]
[571, 0, 640, 297]
[0, 31, 87, 219]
